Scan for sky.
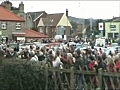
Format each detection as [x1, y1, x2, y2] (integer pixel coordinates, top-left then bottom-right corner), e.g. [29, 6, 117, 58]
[0, 0, 120, 19]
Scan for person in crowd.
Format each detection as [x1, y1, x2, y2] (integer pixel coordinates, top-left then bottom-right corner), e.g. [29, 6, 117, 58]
[1, 37, 120, 89]
[30, 51, 38, 61]
[52, 50, 63, 68]
[99, 48, 103, 55]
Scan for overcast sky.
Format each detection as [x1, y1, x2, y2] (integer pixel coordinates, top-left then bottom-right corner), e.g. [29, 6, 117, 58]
[1, 1, 120, 19]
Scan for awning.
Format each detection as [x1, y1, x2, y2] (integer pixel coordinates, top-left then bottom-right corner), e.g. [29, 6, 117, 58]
[12, 32, 26, 37]
[17, 37, 25, 40]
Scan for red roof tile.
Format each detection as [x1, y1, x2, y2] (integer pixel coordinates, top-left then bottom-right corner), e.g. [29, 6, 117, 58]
[25, 28, 48, 38]
[0, 6, 24, 22]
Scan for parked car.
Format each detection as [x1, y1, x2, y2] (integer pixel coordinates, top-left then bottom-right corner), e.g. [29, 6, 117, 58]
[111, 43, 118, 47]
[33, 42, 41, 47]
[45, 43, 60, 48]
[19, 43, 36, 50]
[9, 43, 18, 48]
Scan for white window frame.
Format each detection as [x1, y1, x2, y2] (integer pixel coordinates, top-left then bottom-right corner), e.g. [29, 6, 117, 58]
[1, 22, 7, 30]
[16, 23, 21, 30]
[110, 25, 116, 31]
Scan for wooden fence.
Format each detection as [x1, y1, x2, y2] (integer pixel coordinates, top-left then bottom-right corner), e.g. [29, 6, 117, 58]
[44, 63, 120, 90]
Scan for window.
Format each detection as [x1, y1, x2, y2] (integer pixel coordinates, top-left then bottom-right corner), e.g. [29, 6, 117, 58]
[110, 25, 116, 31]
[108, 33, 113, 38]
[40, 27, 43, 33]
[1, 22, 7, 30]
[56, 26, 65, 35]
[16, 23, 21, 30]
[114, 33, 119, 38]
[46, 27, 48, 34]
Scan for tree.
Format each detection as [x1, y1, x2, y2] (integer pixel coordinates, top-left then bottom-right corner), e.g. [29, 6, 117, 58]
[94, 19, 104, 35]
[86, 25, 92, 37]
[78, 32, 82, 37]
[70, 21, 79, 30]
[31, 27, 38, 31]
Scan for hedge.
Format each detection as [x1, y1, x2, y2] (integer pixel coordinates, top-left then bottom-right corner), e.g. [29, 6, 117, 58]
[0, 58, 46, 90]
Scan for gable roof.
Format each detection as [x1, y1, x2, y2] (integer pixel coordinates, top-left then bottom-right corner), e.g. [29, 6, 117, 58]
[27, 11, 47, 21]
[0, 6, 24, 22]
[46, 13, 64, 26]
[37, 18, 45, 27]
[25, 28, 48, 38]
[105, 17, 120, 22]
[42, 18, 51, 26]
[38, 13, 64, 27]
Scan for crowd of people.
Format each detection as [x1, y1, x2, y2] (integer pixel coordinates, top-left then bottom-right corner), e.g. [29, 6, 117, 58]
[0, 37, 120, 90]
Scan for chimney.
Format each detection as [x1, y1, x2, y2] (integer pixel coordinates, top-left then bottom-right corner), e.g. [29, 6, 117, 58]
[1, 1, 12, 11]
[66, 9, 68, 17]
[19, 1, 24, 13]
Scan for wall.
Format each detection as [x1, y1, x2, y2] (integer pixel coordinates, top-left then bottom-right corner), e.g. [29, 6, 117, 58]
[57, 14, 72, 38]
[35, 13, 47, 30]
[63, 26, 70, 38]
[105, 22, 120, 38]
[0, 21, 25, 39]
[57, 14, 72, 28]
[25, 15, 33, 29]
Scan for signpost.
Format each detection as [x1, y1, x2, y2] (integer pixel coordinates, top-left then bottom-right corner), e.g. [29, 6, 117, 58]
[99, 22, 104, 37]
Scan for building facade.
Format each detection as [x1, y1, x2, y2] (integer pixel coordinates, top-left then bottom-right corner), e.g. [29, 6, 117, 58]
[105, 17, 120, 38]
[37, 13, 72, 38]
[0, 6, 25, 40]
[0, 21, 25, 39]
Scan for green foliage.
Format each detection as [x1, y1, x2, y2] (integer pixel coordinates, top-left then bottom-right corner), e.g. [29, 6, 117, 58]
[84, 19, 90, 25]
[31, 27, 38, 31]
[86, 25, 92, 37]
[70, 21, 78, 30]
[0, 59, 46, 90]
[78, 32, 83, 37]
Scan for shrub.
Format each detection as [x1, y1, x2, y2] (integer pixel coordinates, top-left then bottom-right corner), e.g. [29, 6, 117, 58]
[0, 58, 46, 90]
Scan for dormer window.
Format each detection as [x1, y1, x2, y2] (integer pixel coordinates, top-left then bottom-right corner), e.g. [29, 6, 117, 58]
[51, 19, 53, 22]
[16, 23, 21, 30]
[1, 22, 7, 30]
[50, 19, 54, 22]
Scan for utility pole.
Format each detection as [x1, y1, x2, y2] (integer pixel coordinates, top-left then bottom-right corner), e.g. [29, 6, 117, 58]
[90, 18, 92, 31]
[119, 0, 120, 40]
[90, 18, 93, 38]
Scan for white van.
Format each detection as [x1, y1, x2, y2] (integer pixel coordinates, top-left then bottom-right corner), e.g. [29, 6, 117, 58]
[95, 38, 105, 47]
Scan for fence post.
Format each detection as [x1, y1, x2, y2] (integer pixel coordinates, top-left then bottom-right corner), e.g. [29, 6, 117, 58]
[70, 67, 74, 90]
[45, 64, 48, 90]
[98, 68, 102, 90]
